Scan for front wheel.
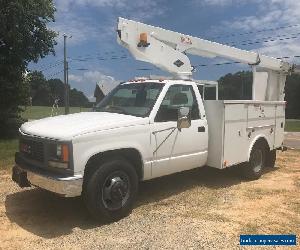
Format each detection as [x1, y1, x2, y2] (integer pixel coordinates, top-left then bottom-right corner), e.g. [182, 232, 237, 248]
[83, 158, 138, 222]
[242, 141, 266, 180]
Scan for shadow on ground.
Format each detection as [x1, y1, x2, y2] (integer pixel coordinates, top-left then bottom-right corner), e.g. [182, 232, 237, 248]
[5, 165, 278, 239]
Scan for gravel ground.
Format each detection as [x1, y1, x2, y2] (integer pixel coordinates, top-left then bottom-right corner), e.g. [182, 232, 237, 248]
[0, 150, 299, 249]
[284, 132, 300, 149]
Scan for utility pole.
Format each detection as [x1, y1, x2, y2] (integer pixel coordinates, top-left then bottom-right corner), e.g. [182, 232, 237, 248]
[63, 34, 69, 114]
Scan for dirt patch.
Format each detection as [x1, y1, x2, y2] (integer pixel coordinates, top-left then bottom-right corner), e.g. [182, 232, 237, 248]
[0, 150, 299, 249]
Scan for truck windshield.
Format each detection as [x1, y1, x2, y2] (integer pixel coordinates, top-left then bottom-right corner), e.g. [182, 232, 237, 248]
[94, 82, 164, 117]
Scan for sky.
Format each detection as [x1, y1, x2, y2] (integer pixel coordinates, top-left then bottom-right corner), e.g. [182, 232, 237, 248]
[29, 0, 300, 101]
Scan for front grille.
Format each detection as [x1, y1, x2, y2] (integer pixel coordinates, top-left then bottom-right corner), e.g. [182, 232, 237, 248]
[20, 138, 44, 162]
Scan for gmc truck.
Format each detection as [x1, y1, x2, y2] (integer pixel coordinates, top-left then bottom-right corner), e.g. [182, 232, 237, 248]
[12, 18, 297, 221]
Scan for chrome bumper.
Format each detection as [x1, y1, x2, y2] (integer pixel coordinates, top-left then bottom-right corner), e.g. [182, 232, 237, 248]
[13, 165, 83, 197]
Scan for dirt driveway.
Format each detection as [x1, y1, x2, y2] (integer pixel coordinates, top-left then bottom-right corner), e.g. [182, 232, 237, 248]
[284, 132, 300, 149]
[0, 150, 299, 249]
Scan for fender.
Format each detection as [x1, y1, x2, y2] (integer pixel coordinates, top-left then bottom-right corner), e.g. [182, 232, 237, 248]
[72, 124, 153, 179]
[83, 143, 145, 170]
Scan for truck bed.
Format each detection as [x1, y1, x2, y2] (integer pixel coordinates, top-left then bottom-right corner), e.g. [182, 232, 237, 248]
[203, 100, 285, 169]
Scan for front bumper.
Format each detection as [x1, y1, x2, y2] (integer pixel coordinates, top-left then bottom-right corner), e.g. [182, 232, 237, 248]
[12, 165, 83, 197]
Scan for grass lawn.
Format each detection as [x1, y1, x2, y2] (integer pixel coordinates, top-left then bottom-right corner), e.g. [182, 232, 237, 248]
[285, 119, 300, 132]
[21, 106, 90, 120]
[0, 139, 18, 171]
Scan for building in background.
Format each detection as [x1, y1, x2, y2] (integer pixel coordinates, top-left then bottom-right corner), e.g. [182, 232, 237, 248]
[94, 84, 105, 103]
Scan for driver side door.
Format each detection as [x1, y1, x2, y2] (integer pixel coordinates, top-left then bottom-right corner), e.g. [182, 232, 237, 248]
[150, 84, 208, 178]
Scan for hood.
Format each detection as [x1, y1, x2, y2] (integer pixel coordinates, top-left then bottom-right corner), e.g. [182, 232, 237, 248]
[20, 112, 149, 140]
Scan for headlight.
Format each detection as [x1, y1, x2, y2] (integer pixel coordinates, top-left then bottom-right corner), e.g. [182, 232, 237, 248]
[48, 144, 70, 169]
[56, 144, 69, 162]
[57, 145, 62, 158]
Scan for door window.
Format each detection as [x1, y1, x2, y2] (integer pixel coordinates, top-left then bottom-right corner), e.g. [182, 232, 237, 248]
[155, 85, 200, 122]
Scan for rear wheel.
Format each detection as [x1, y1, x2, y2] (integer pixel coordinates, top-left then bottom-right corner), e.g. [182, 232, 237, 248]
[242, 141, 267, 180]
[266, 149, 276, 168]
[83, 157, 138, 222]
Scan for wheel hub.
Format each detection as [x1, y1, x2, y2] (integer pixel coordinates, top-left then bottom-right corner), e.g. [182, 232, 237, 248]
[110, 177, 128, 202]
[102, 172, 130, 211]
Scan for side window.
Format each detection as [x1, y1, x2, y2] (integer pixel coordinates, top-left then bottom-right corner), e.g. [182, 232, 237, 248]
[197, 85, 204, 99]
[155, 85, 200, 122]
[196, 84, 217, 100]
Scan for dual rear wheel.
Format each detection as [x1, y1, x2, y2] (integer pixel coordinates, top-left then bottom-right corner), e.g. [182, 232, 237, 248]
[242, 141, 277, 180]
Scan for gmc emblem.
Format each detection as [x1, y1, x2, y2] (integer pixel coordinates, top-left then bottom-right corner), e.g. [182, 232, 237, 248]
[21, 143, 31, 154]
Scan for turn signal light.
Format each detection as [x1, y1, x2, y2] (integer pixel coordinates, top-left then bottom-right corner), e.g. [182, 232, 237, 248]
[62, 144, 69, 162]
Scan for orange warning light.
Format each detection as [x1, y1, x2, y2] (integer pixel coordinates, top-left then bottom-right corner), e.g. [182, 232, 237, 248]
[137, 33, 150, 47]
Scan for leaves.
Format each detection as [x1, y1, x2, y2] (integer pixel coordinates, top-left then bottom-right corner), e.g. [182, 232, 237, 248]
[0, 0, 57, 138]
[0, 0, 57, 65]
[27, 71, 89, 107]
[218, 71, 300, 119]
[218, 71, 253, 100]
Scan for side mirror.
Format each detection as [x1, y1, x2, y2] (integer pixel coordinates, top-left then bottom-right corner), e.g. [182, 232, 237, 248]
[177, 107, 191, 131]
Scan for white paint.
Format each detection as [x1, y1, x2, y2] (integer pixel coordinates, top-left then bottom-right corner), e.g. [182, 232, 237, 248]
[204, 100, 285, 168]
[20, 112, 148, 140]
[252, 71, 268, 101]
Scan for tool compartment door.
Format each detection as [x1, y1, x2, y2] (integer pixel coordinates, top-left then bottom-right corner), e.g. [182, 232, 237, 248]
[223, 103, 248, 167]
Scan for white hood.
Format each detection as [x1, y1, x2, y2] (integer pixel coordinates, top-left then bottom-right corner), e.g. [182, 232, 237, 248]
[20, 112, 149, 140]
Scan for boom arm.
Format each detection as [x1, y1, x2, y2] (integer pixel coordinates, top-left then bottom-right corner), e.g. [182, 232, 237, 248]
[117, 18, 292, 76]
[117, 17, 298, 101]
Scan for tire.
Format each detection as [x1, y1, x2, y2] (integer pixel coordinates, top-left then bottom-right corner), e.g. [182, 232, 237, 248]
[242, 141, 267, 180]
[83, 157, 138, 222]
[266, 149, 276, 168]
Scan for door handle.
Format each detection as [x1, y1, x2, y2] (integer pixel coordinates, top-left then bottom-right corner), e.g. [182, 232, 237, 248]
[198, 126, 205, 132]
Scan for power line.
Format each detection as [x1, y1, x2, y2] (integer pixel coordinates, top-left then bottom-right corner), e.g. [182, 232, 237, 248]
[227, 31, 300, 46]
[31, 60, 63, 72]
[208, 23, 300, 40]
[230, 33, 300, 47]
[136, 68, 153, 71]
[68, 50, 127, 60]
[71, 68, 89, 71]
[45, 69, 64, 78]
[68, 55, 128, 62]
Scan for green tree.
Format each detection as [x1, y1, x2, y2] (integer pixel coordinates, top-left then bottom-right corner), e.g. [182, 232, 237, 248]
[0, 0, 57, 137]
[27, 71, 51, 106]
[285, 74, 300, 119]
[27, 72, 89, 108]
[69, 88, 89, 107]
[217, 71, 300, 119]
[48, 78, 65, 104]
[218, 71, 252, 100]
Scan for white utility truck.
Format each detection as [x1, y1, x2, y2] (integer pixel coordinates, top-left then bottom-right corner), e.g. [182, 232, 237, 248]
[12, 18, 299, 221]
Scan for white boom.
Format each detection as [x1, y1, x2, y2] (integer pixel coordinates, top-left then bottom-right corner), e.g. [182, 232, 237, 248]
[117, 17, 299, 101]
